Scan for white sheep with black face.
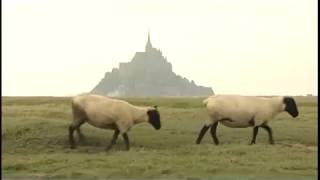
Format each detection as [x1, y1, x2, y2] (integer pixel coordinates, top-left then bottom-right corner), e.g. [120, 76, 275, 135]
[196, 95, 299, 145]
[69, 94, 161, 151]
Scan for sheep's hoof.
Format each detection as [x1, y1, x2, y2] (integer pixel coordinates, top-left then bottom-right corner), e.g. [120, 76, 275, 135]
[70, 145, 76, 149]
[250, 142, 256, 145]
[270, 141, 275, 145]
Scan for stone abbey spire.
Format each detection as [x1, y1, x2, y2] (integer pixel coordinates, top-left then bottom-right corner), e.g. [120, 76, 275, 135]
[145, 31, 153, 52]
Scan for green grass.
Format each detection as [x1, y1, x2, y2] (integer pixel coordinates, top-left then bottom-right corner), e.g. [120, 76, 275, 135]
[2, 96, 318, 180]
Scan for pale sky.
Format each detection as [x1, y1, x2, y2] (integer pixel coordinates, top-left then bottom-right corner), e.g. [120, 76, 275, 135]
[2, 0, 318, 96]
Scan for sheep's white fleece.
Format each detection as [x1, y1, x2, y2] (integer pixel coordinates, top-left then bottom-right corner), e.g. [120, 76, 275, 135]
[72, 94, 155, 133]
[203, 95, 285, 127]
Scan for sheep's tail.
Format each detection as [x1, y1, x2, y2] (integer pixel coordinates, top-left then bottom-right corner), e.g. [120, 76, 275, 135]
[202, 98, 209, 105]
[203, 95, 216, 106]
[202, 97, 212, 106]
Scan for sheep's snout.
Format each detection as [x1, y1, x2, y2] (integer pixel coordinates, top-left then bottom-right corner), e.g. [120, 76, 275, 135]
[286, 107, 299, 118]
[291, 110, 299, 118]
[149, 118, 161, 130]
[152, 123, 161, 130]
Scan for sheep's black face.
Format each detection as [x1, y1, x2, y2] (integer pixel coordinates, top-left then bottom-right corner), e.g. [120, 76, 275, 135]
[147, 108, 161, 130]
[283, 97, 299, 118]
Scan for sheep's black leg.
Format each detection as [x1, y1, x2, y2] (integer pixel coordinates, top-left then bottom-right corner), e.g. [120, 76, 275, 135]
[76, 128, 85, 143]
[122, 133, 130, 151]
[210, 122, 219, 145]
[106, 129, 120, 151]
[196, 125, 210, 144]
[76, 121, 86, 143]
[261, 125, 274, 144]
[250, 126, 259, 145]
[69, 125, 76, 149]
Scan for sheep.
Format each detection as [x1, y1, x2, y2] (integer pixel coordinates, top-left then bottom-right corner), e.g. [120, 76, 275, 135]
[195, 95, 299, 145]
[69, 93, 161, 151]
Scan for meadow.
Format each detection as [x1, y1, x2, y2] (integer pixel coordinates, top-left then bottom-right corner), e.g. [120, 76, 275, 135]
[2, 96, 318, 180]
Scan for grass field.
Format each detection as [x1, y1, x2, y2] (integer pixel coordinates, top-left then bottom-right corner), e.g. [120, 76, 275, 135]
[2, 96, 318, 180]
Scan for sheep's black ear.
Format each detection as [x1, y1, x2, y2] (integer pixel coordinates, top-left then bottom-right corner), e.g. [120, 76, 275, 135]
[153, 105, 158, 109]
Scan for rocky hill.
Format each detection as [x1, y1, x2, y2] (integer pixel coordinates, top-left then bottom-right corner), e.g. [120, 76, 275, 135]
[91, 33, 214, 97]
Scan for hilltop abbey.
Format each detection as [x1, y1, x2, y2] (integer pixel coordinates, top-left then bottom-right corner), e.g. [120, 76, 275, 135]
[91, 33, 214, 97]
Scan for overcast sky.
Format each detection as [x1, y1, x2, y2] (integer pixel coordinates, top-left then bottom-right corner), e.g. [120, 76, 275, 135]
[2, 0, 318, 96]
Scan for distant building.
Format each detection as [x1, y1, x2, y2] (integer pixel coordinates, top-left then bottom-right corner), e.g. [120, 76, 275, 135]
[91, 32, 214, 97]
